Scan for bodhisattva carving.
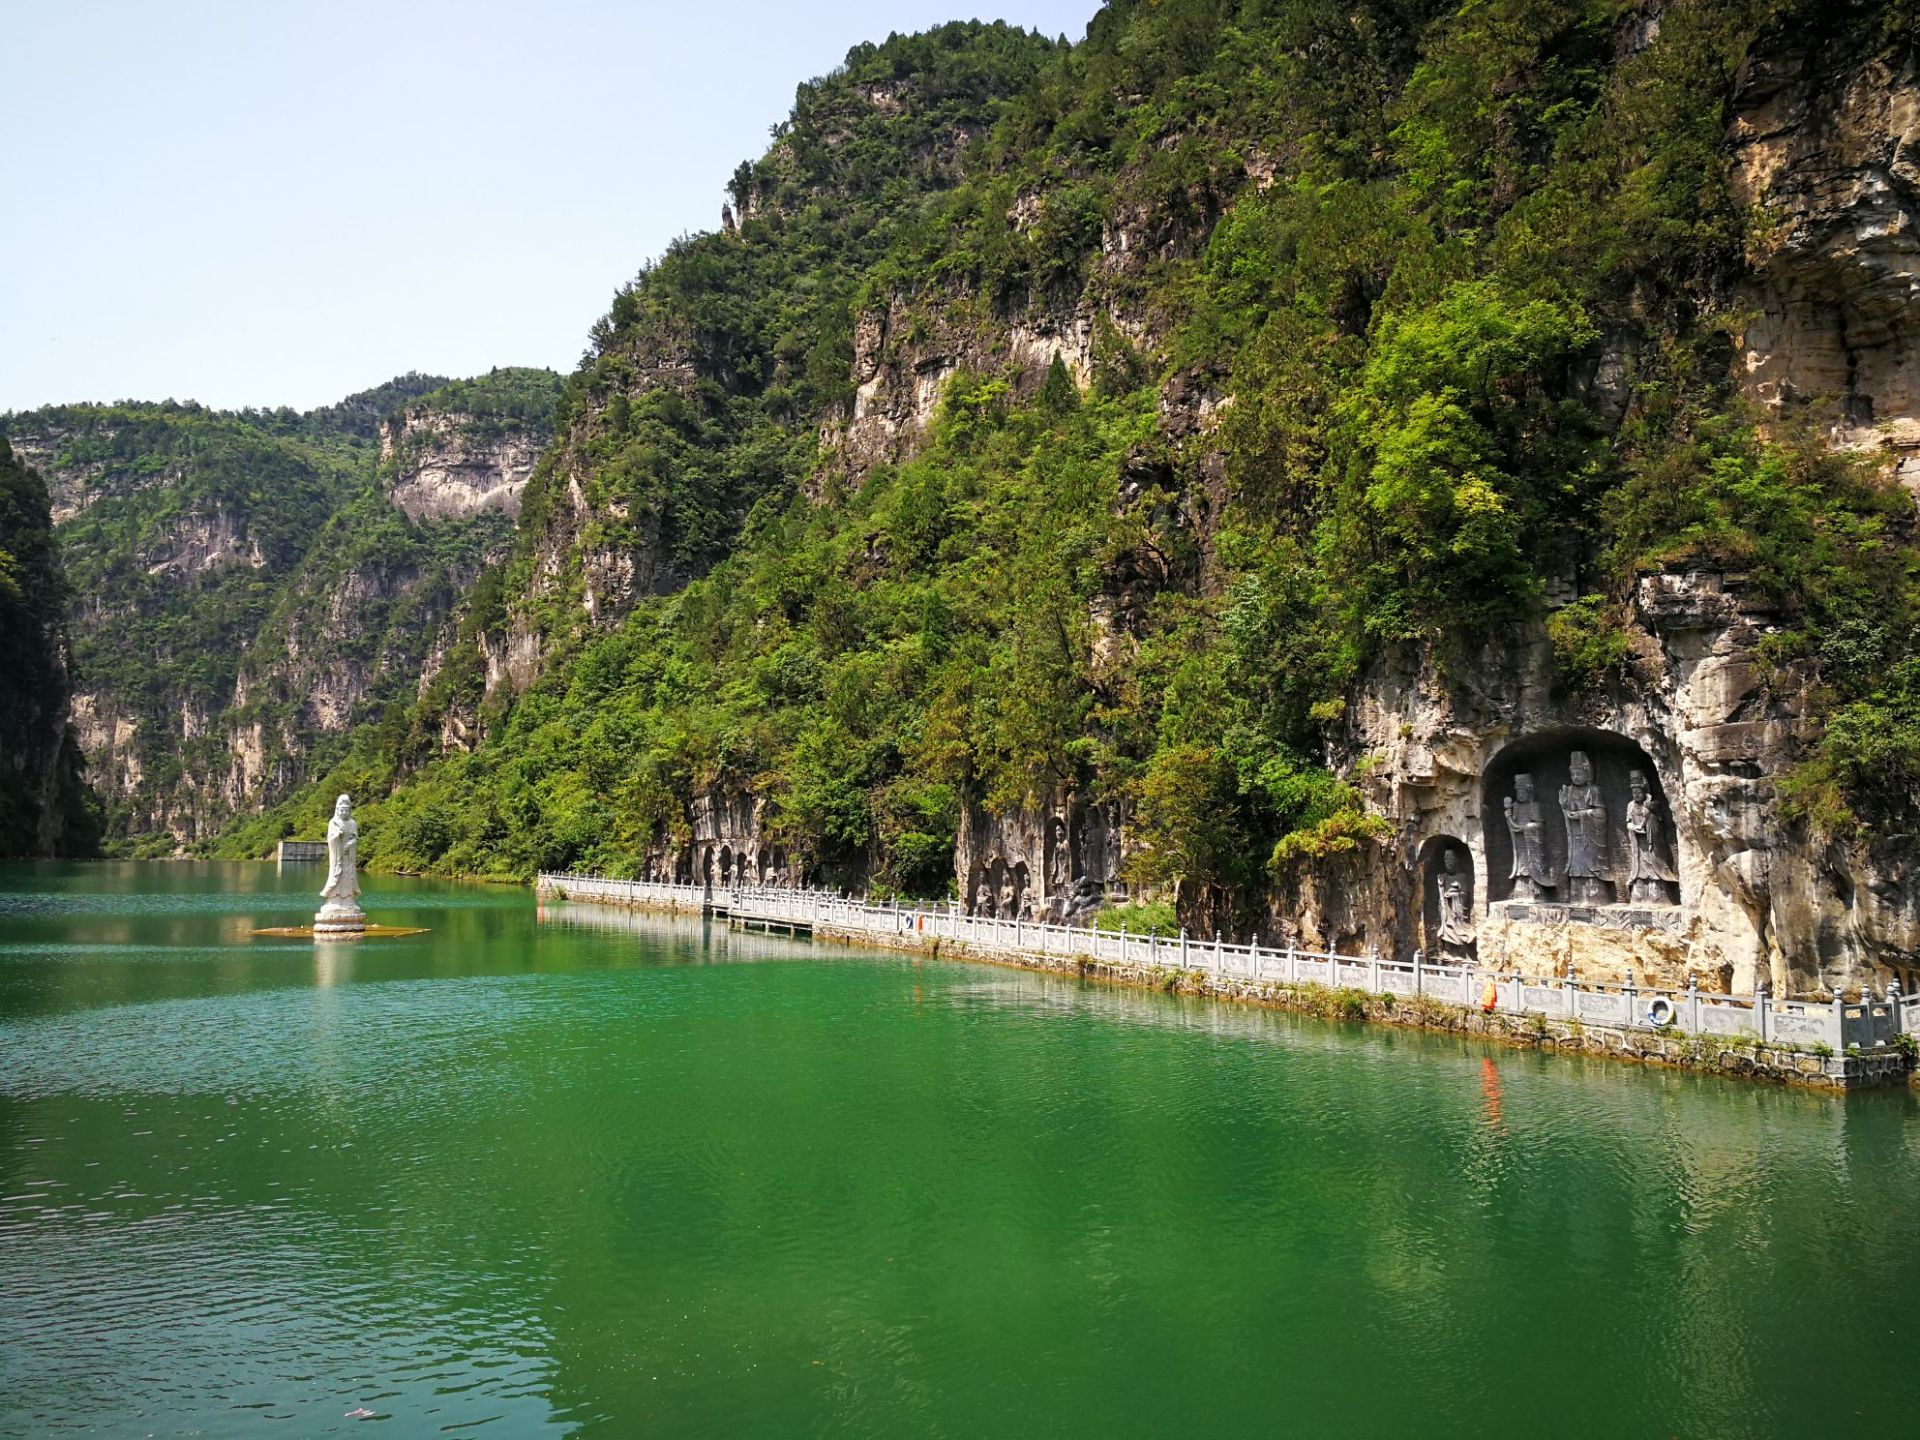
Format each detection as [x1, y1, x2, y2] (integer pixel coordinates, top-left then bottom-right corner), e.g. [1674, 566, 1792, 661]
[1437, 851, 1475, 950]
[315, 793, 365, 934]
[973, 879, 996, 917]
[1625, 770, 1680, 904]
[1047, 816, 1072, 891]
[1504, 773, 1553, 900]
[1559, 749, 1611, 903]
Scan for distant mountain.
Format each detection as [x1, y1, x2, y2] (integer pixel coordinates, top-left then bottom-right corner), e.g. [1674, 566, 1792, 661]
[1, 368, 561, 850]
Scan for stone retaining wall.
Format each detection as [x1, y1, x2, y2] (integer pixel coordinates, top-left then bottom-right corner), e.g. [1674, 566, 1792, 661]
[813, 923, 1911, 1092]
[533, 879, 1912, 1091]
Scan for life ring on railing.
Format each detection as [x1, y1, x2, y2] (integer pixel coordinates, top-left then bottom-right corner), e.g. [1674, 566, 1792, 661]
[1646, 996, 1676, 1027]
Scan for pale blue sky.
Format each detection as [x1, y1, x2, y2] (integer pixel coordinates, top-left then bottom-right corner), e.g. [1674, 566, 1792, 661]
[2, 0, 1099, 412]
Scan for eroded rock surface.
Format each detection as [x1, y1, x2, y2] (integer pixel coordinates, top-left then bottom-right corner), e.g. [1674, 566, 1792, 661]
[1732, 24, 1920, 481]
[381, 410, 543, 523]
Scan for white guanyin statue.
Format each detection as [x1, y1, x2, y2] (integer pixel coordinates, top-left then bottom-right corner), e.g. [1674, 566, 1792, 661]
[314, 793, 366, 934]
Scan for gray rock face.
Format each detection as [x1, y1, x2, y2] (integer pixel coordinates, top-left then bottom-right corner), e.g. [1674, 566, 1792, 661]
[380, 410, 543, 524]
[1270, 570, 1919, 997]
[1730, 26, 1920, 481]
[500, 353, 700, 698]
[5, 423, 180, 525]
[632, 783, 804, 890]
[954, 791, 1126, 924]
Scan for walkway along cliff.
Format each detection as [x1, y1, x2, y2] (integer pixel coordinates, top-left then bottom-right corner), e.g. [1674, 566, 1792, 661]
[537, 875, 1920, 1092]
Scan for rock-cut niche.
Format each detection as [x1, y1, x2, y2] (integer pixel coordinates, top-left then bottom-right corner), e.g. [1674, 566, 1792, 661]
[1419, 835, 1476, 959]
[1480, 730, 1680, 910]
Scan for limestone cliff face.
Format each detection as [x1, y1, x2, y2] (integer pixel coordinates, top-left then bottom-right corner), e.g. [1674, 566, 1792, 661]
[1281, 571, 1916, 998]
[819, 287, 1116, 487]
[5, 422, 180, 527]
[495, 29, 1060, 696]
[502, 342, 700, 695]
[1732, 19, 1920, 480]
[379, 407, 544, 523]
[196, 382, 557, 839]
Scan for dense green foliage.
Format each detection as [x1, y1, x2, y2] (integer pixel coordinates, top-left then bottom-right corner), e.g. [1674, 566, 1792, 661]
[384, 368, 565, 450]
[509, 21, 1064, 622]
[214, 2, 1920, 899]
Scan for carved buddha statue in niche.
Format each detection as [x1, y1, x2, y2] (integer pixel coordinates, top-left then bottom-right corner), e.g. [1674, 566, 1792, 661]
[1559, 749, 1611, 903]
[1504, 773, 1553, 900]
[1436, 850, 1475, 952]
[1625, 769, 1679, 904]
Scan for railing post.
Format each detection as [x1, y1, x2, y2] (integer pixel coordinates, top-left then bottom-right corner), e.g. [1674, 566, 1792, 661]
[1181, 928, 1189, 970]
[1367, 945, 1380, 994]
[1833, 990, 1847, 1050]
[1121, 924, 1128, 968]
[1413, 947, 1423, 997]
[1565, 961, 1576, 1019]
[1757, 981, 1770, 1045]
[1687, 976, 1700, 1034]
[1624, 975, 1638, 1030]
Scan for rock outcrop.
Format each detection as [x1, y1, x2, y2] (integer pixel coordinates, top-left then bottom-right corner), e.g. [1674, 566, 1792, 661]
[496, 26, 1063, 685]
[1732, 19, 1920, 479]
[1275, 570, 1918, 998]
[380, 408, 545, 523]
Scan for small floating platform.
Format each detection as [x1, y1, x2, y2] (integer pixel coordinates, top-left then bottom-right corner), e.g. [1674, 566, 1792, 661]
[250, 925, 430, 940]
[730, 916, 812, 936]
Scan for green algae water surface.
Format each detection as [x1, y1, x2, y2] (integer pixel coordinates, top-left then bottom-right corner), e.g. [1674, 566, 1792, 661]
[4, 862, 1919, 1438]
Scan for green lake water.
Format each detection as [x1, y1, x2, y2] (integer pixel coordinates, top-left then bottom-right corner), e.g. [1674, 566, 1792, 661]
[3, 862, 1918, 1438]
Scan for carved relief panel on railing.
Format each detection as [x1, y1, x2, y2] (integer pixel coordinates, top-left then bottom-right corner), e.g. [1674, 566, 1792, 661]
[1481, 730, 1681, 930]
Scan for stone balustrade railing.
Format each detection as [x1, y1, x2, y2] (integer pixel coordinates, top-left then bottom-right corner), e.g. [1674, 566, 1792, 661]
[536, 874, 1912, 1055]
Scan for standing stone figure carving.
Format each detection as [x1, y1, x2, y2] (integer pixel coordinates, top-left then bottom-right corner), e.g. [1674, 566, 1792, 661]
[1625, 770, 1679, 904]
[1437, 850, 1475, 950]
[1504, 774, 1553, 900]
[315, 794, 365, 934]
[1559, 750, 1611, 903]
[322, 794, 359, 906]
[1047, 816, 1072, 892]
